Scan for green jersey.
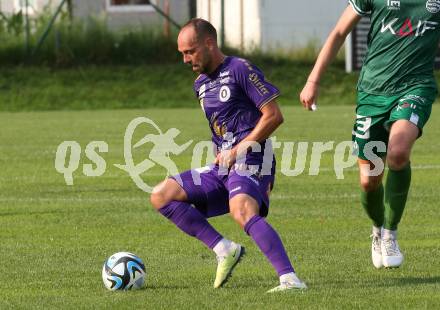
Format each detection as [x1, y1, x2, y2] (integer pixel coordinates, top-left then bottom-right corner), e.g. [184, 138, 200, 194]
[349, 0, 440, 95]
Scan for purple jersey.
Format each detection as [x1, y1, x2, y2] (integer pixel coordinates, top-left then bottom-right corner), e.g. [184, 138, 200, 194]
[193, 57, 280, 158]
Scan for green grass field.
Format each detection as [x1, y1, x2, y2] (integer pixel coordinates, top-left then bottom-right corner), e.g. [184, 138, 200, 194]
[1, 106, 439, 309]
[0, 62, 356, 111]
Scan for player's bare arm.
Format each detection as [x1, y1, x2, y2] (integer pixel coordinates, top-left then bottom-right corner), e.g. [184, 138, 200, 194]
[215, 100, 283, 168]
[300, 5, 361, 109]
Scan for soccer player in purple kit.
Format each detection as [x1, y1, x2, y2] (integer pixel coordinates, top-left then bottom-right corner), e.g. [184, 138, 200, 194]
[149, 18, 307, 292]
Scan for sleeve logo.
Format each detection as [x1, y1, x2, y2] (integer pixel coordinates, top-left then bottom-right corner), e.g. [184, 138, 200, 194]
[426, 0, 440, 13]
[387, 0, 400, 10]
[248, 73, 270, 96]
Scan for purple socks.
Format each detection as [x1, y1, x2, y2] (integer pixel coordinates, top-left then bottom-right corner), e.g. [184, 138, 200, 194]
[159, 202, 294, 277]
[244, 215, 295, 276]
[158, 201, 223, 249]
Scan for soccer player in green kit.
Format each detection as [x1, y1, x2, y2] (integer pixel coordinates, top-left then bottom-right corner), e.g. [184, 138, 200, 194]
[300, 0, 439, 268]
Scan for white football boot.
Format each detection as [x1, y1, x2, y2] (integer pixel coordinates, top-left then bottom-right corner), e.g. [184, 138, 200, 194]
[267, 273, 307, 293]
[371, 227, 383, 268]
[381, 229, 403, 268]
[213, 242, 245, 288]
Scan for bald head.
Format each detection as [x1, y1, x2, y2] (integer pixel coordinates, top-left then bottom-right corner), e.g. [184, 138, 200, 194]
[181, 18, 218, 43]
[177, 18, 224, 74]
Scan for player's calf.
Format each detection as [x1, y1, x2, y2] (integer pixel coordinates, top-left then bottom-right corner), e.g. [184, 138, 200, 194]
[244, 214, 307, 291]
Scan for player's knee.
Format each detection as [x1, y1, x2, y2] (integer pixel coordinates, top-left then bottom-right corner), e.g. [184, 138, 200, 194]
[229, 195, 259, 228]
[387, 147, 410, 170]
[230, 207, 248, 228]
[150, 181, 170, 210]
[150, 190, 163, 210]
[150, 179, 187, 210]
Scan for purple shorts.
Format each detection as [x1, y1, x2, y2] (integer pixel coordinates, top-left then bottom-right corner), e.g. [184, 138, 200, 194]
[171, 164, 275, 218]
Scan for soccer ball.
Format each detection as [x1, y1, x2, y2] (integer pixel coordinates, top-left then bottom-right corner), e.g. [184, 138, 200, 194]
[102, 252, 146, 291]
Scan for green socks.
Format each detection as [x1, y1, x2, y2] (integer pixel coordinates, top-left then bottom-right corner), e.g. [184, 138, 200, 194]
[384, 163, 411, 230]
[361, 184, 385, 228]
[360, 163, 411, 231]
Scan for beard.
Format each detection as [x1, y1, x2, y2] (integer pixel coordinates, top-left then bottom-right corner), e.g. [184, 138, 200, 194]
[198, 49, 213, 74]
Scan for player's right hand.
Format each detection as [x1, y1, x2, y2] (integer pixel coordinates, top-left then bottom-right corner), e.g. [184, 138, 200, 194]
[214, 148, 237, 169]
[299, 81, 319, 111]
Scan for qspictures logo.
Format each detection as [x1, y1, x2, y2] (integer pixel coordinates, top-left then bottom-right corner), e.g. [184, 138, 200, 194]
[54, 117, 387, 193]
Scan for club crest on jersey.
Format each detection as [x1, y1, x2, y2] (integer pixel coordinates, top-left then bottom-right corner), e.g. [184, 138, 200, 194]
[219, 85, 231, 102]
[387, 0, 400, 10]
[213, 119, 227, 137]
[426, 0, 440, 13]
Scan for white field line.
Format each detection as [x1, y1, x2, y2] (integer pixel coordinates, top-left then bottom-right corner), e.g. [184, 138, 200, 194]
[319, 164, 440, 172]
[1, 164, 440, 181]
[0, 192, 439, 204]
[0, 197, 144, 203]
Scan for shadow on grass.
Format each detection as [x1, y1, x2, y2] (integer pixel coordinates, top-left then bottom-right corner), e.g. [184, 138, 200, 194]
[0, 209, 65, 217]
[312, 273, 440, 290]
[146, 284, 193, 290]
[378, 276, 440, 287]
[44, 187, 135, 194]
